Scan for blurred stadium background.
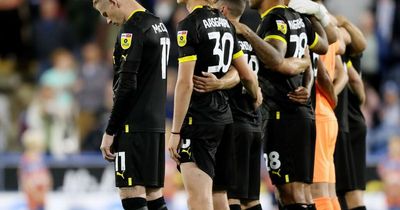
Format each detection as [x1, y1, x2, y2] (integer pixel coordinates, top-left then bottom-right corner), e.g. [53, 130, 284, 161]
[0, 0, 399, 209]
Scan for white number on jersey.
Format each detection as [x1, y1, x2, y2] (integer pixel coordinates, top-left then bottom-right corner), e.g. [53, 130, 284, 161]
[207, 32, 234, 73]
[264, 151, 282, 171]
[160, 37, 170, 79]
[115, 152, 126, 171]
[290, 32, 308, 58]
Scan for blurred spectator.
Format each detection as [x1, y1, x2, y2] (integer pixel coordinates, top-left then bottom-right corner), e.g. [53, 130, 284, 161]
[32, 0, 75, 77]
[66, 0, 99, 45]
[367, 81, 400, 164]
[166, 5, 188, 69]
[360, 10, 379, 86]
[75, 42, 110, 146]
[0, 0, 23, 59]
[0, 94, 11, 152]
[378, 135, 400, 210]
[373, 0, 400, 76]
[40, 49, 77, 117]
[24, 84, 78, 157]
[23, 49, 79, 157]
[19, 129, 52, 210]
[155, 0, 175, 22]
[380, 81, 400, 128]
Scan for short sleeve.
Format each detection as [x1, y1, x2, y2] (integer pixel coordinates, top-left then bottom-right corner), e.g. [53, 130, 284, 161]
[303, 16, 319, 49]
[263, 14, 288, 45]
[177, 19, 198, 63]
[231, 24, 244, 60]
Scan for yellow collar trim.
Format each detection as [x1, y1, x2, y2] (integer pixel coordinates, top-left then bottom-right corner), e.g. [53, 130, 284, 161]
[261, 5, 287, 18]
[192, 5, 204, 12]
[127, 9, 146, 20]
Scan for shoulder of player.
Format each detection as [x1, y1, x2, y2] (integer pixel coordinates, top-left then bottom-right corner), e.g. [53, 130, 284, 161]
[263, 9, 288, 24]
[123, 12, 164, 34]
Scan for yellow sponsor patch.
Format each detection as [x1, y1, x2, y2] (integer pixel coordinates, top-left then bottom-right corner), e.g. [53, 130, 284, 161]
[121, 33, 132, 50]
[177, 30, 188, 47]
[276, 20, 287, 35]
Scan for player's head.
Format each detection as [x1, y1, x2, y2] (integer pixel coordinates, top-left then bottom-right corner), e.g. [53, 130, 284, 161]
[93, 0, 126, 26]
[248, 0, 262, 10]
[283, 0, 289, 6]
[214, 0, 246, 19]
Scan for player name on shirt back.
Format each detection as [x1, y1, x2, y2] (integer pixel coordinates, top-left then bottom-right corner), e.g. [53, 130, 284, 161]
[238, 40, 253, 51]
[203, 17, 231, 29]
[288, 18, 305, 30]
[152, 22, 168, 34]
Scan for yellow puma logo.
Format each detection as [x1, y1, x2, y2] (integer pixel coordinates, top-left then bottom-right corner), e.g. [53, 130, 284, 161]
[116, 171, 125, 179]
[181, 148, 191, 157]
[272, 169, 281, 177]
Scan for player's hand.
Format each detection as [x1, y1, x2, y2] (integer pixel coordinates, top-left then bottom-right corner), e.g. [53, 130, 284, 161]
[168, 133, 181, 165]
[193, 72, 221, 92]
[287, 86, 310, 105]
[289, 0, 320, 15]
[335, 15, 347, 27]
[100, 133, 116, 162]
[231, 21, 246, 35]
[254, 87, 263, 109]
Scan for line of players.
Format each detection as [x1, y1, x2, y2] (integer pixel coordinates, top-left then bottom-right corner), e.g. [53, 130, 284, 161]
[168, 0, 368, 210]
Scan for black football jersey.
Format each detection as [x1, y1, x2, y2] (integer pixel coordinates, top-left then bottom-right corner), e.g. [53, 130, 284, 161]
[347, 53, 365, 125]
[256, 6, 317, 120]
[334, 56, 349, 132]
[177, 6, 243, 125]
[226, 35, 261, 130]
[106, 10, 169, 134]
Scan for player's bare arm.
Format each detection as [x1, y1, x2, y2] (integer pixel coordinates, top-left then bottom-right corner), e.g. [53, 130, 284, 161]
[336, 15, 367, 55]
[309, 16, 328, 54]
[333, 55, 349, 95]
[234, 22, 311, 76]
[289, 0, 338, 44]
[168, 61, 196, 164]
[231, 55, 261, 103]
[234, 22, 284, 70]
[193, 66, 240, 92]
[316, 59, 337, 108]
[288, 65, 314, 105]
[347, 62, 366, 105]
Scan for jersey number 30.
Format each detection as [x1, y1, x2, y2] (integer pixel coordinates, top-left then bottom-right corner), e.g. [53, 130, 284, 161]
[207, 32, 234, 74]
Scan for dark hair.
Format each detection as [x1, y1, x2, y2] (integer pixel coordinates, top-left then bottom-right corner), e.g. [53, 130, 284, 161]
[217, 0, 246, 18]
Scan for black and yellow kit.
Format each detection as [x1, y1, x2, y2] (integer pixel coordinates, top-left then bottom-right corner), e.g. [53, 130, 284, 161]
[109, 10, 169, 188]
[177, 5, 243, 178]
[257, 5, 318, 185]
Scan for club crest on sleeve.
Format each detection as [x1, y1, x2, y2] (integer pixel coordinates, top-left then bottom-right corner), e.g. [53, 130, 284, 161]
[121, 33, 132, 50]
[276, 20, 287, 35]
[177, 30, 188, 47]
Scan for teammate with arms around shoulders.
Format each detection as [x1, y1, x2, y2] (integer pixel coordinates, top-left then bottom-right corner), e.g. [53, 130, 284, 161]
[93, 0, 170, 209]
[168, 0, 261, 209]
[230, 0, 328, 209]
[194, 0, 321, 209]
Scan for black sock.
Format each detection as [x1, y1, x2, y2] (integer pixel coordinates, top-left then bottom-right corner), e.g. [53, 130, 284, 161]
[284, 203, 308, 210]
[122, 197, 148, 210]
[307, 204, 316, 210]
[246, 204, 262, 210]
[230, 204, 241, 210]
[147, 197, 168, 210]
[350, 206, 367, 210]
